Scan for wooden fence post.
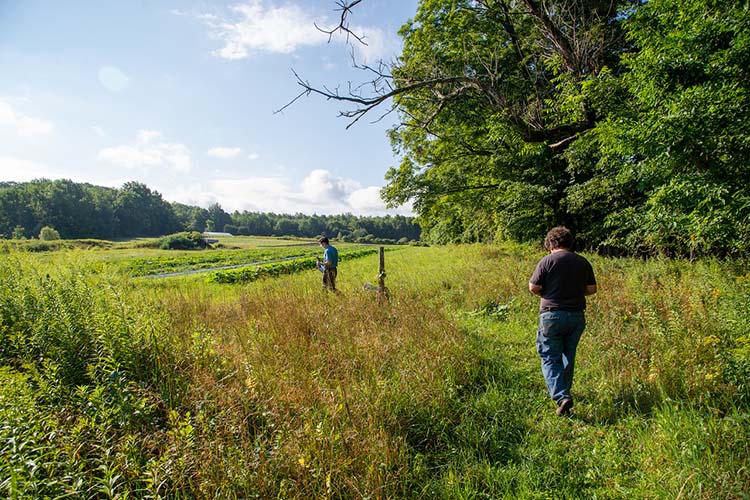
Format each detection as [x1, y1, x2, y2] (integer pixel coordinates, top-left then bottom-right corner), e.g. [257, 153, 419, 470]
[378, 246, 389, 300]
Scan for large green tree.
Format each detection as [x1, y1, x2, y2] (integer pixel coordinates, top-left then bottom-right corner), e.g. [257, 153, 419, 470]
[305, 0, 749, 255]
[578, 0, 750, 256]
[302, 0, 639, 244]
[114, 182, 180, 237]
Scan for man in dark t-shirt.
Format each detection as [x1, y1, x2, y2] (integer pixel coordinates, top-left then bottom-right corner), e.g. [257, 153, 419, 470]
[528, 226, 597, 416]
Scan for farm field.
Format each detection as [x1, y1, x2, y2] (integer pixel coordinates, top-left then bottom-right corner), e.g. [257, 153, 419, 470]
[1, 242, 749, 499]
[119, 238, 370, 278]
[11, 236, 370, 277]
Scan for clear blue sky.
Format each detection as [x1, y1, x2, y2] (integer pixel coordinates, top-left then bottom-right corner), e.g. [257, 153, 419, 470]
[0, 0, 418, 215]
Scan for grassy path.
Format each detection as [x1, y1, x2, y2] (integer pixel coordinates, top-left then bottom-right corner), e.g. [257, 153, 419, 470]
[389, 246, 750, 499]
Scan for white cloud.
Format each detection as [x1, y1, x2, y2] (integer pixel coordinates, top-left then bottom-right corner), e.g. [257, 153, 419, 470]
[347, 185, 385, 211]
[212, 176, 296, 210]
[0, 156, 58, 181]
[347, 185, 413, 215]
[0, 157, 141, 194]
[248, 152, 260, 160]
[199, 1, 326, 59]
[137, 129, 162, 144]
[349, 26, 402, 63]
[0, 99, 53, 138]
[208, 146, 242, 159]
[166, 182, 221, 208]
[195, 1, 399, 61]
[163, 169, 412, 216]
[301, 168, 359, 204]
[97, 129, 192, 173]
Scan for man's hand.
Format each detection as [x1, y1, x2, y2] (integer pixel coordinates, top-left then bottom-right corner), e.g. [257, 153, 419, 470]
[585, 284, 597, 296]
[528, 283, 542, 296]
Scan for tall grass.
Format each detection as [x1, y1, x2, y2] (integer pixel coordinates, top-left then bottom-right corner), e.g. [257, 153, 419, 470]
[148, 256, 478, 498]
[0, 253, 174, 498]
[1, 246, 748, 498]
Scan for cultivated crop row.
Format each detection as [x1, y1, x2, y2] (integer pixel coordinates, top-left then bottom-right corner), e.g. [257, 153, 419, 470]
[124, 246, 324, 276]
[206, 248, 381, 284]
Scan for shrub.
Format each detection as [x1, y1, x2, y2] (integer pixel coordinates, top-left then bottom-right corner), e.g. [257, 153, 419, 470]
[38, 226, 61, 241]
[159, 231, 207, 250]
[0, 255, 174, 498]
[17, 240, 66, 252]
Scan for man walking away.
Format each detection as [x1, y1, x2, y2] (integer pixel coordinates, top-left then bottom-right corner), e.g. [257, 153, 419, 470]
[317, 236, 339, 292]
[528, 227, 597, 416]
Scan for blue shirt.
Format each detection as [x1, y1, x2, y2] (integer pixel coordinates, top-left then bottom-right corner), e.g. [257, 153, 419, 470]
[323, 245, 339, 268]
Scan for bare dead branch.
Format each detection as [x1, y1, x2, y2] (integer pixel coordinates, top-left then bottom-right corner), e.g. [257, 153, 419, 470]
[315, 0, 368, 46]
[523, 0, 583, 74]
[279, 66, 482, 129]
[282, 0, 613, 149]
[274, 91, 308, 115]
[370, 104, 398, 125]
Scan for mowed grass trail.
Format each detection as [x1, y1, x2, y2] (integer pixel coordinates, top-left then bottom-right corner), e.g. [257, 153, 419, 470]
[1, 244, 748, 498]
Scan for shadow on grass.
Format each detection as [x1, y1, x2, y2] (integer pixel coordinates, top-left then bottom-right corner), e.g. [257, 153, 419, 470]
[575, 383, 665, 425]
[387, 326, 536, 491]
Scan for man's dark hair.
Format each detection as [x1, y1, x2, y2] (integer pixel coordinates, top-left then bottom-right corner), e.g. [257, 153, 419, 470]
[544, 226, 574, 251]
[318, 236, 329, 245]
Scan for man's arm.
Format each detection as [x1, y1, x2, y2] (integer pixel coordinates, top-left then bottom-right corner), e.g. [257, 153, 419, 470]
[585, 284, 597, 296]
[528, 283, 542, 296]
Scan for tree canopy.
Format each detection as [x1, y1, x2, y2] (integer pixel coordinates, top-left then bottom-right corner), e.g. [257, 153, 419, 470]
[306, 0, 750, 256]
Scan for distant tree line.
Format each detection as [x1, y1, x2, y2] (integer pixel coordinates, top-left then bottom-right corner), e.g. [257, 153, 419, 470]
[0, 179, 421, 243]
[172, 202, 420, 243]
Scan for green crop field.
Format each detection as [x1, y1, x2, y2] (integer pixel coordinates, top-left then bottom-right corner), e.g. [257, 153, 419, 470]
[1, 241, 748, 499]
[10, 236, 370, 277]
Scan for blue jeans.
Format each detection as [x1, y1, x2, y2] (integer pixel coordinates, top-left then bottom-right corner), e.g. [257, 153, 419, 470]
[536, 310, 586, 404]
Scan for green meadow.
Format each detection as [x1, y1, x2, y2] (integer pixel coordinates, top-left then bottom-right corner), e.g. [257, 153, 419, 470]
[1, 238, 748, 499]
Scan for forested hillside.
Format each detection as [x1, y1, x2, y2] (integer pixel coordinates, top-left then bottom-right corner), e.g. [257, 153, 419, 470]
[0, 179, 420, 242]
